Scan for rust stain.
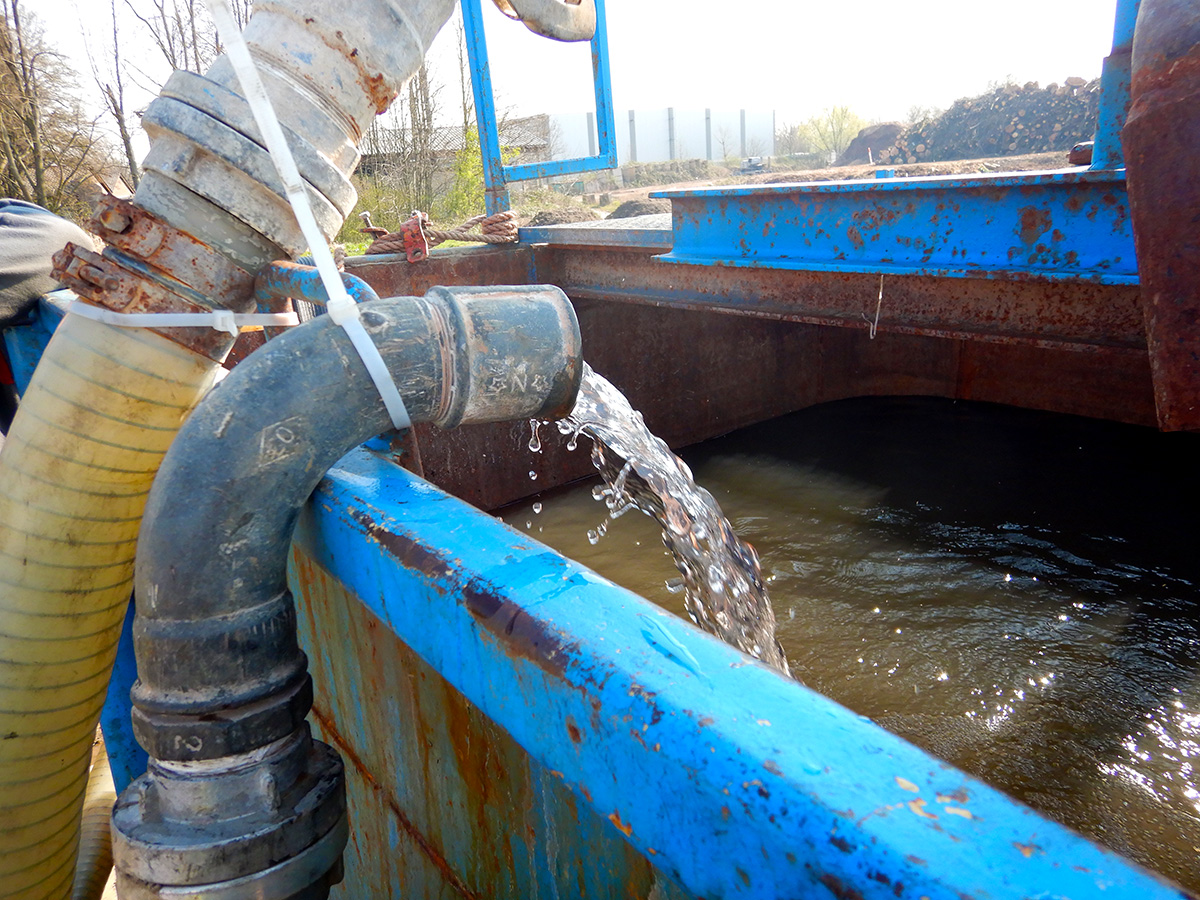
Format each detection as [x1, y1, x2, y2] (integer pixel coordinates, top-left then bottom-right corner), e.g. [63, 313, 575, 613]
[350, 509, 580, 679]
[942, 806, 975, 820]
[935, 788, 969, 804]
[310, 705, 484, 900]
[763, 759, 783, 776]
[608, 811, 633, 837]
[819, 872, 867, 900]
[566, 717, 583, 744]
[906, 855, 927, 867]
[906, 799, 938, 819]
[1017, 206, 1052, 246]
[895, 777, 920, 793]
[1012, 840, 1042, 858]
[829, 834, 855, 853]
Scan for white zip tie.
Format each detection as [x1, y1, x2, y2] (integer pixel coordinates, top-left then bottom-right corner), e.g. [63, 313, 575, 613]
[70, 300, 298, 338]
[207, 0, 412, 430]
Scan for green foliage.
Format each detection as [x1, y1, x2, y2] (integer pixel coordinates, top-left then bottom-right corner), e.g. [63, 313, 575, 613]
[434, 125, 487, 224]
[620, 159, 721, 188]
[801, 106, 867, 159]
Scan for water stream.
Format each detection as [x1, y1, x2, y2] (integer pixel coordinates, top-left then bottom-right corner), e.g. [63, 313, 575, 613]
[510, 393, 1200, 894]
[536, 364, 789, 673]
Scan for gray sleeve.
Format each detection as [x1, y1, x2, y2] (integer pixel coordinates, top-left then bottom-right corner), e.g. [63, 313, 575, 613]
[0, 199, 95, 325]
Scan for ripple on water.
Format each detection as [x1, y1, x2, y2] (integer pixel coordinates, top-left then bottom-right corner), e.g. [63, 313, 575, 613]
[503, 396, 1200, 893]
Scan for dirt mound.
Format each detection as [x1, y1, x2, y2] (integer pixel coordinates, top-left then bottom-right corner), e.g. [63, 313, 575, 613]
[837, 122, 904, 166]
[609, 198, 672, 219]
[882, 78, 1100, 164]
[525, 207, 600, 227]
[750, 151, 1070, 186]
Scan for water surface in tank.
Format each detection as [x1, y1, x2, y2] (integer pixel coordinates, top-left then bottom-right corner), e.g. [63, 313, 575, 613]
[503, 396, 1200, 893]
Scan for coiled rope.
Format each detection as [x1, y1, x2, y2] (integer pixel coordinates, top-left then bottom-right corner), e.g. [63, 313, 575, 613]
[363, 210, 518, 256]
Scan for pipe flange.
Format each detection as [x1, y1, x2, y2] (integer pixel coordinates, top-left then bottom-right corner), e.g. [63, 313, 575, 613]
[132, 671, 314, 763]
[87, 195, 256, 303]
[141, 99, 343, 253]
[113, 726, 346, 891]
[157, 71, 357, 216]
[116, 822, 345, 900]
[51, 243, 240, 362]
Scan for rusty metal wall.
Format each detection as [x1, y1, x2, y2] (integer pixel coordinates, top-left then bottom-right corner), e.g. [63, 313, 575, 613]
[346, 246, 1156, 509]
[291, 547, 692, 900]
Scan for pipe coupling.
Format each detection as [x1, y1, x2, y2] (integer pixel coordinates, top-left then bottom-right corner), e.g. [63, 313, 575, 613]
[113, 724, 346, 900]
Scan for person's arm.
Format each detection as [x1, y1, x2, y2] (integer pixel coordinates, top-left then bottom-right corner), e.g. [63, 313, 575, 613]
[0, 199, 94, 326]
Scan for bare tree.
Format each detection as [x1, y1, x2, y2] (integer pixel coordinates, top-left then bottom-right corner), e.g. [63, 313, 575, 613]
[774, 121, 810, 156]
[0, 0, 113, 214]
[715, 125, 733, 162]
[454, 14, 474, 140]
[125, 0, 253, 74]
[89, 0, 139, 188]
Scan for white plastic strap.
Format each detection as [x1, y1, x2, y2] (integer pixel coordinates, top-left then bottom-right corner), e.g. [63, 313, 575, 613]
[207, 0, 412, 430]
[70, 300, 298, 338]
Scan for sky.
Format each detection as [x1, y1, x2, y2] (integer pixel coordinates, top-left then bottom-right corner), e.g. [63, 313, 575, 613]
[34, 0, 1121, 147]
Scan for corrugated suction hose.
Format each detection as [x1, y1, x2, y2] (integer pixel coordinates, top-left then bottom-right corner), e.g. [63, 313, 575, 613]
[0, 0, 458, 896]
[0, 317, 223, 898]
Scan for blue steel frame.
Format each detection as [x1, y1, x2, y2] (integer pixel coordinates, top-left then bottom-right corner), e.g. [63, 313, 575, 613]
[461, 0, 618, 215]
[655, 169, 1137, 283]
[1091, 0, 1138, 171]
[652, 1, 1141, 283]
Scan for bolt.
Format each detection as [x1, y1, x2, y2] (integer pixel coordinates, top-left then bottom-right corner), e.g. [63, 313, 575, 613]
[98, 207, 132, 234]
[79, 264, 120, 292]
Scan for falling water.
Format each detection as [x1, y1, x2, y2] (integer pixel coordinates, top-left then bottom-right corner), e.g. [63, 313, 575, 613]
[547, 364, 789, 674]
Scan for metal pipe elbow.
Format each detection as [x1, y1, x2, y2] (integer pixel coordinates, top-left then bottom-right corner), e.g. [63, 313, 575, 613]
[492, 0, 596, 42]
[113, 285, 581, 899]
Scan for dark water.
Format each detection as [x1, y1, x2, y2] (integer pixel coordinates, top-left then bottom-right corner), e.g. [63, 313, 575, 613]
[503, 396, 1200, 893]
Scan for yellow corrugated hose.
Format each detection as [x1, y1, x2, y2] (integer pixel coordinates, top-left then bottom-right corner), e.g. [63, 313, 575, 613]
[0, 313, 222, 899]
[71, 731, 115, 900]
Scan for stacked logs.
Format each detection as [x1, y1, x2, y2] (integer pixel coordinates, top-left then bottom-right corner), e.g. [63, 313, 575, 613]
[877, 77, 1100, 165]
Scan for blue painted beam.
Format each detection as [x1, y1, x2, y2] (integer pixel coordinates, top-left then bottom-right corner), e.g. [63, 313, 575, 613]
[654, 169, 1137, 284]
[296, 447, 1186, 900]
[1091, 0, 1139, 170]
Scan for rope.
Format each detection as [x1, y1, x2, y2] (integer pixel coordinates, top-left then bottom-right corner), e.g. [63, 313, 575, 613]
[862, 273, 884, 340]
[364, 211, 518, 256]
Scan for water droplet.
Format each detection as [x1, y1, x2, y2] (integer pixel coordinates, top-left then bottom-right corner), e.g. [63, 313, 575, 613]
[528, 470, 538, 481]
[567, 434, 579, 452]
[586, 529, 600, 545]
[532, 502, 542, 514]
[528, 420, 542, 453]
[525, 521, 532, 529]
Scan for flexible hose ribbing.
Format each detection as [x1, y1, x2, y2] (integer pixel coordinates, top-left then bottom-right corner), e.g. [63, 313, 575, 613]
[0, 315, 221, 899]
[70, 731, 115, 900]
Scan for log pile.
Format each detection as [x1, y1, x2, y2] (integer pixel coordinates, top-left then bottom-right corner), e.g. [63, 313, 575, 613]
[876, 77, 1100, 165]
